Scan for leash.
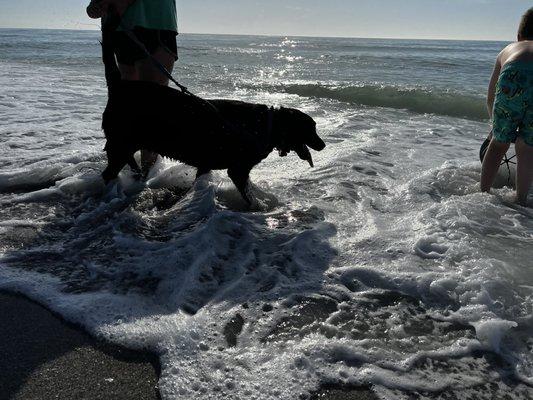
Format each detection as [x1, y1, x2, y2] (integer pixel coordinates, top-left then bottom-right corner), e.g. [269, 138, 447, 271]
[479, 138, 516, 185]
[109, 18, 277, 144]
[120, 25, 190, 94]
[119, 24, 240, 127]
[502, 153, 516, 186]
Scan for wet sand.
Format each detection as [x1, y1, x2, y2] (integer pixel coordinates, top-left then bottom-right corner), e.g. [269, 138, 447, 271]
[0, 292, 160, 400]
[0, 291, 377, 400]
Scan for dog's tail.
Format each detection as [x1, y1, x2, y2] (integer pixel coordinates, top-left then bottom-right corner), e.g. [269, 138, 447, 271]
[101, 12, 121, 93]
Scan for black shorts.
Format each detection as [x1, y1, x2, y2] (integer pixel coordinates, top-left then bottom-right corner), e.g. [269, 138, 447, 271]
[113, 27, 178, 66]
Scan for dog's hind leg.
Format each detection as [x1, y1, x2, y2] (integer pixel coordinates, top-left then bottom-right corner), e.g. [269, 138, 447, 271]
[228, 167, 253, 205]
[127, 155, 142, 180]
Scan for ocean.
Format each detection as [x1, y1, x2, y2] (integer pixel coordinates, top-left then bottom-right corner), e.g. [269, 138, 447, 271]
[0, 28, 532, 399]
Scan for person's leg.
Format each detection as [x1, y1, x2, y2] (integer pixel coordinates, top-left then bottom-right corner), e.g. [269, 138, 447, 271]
[114, 27, 178, 177]
[515, 136, 533, 206]
[137, 47, 175, 85]
[117, 63, 139, 81]
[484, 64, 525, 194]
[114, 31, 141, 81]
[480, 139, 511, 192]
[136, 47, 176, 175]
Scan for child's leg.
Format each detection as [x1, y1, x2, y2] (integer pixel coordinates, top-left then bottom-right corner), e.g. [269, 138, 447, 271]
[481, 139, 511, 192]
[515, 136, 533, 206]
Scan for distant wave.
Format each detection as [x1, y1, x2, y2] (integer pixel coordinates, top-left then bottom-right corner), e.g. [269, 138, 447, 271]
[281, 84, 487, 121]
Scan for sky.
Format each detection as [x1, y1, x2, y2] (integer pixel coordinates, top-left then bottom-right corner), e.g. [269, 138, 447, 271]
[0, 0, 529, 41]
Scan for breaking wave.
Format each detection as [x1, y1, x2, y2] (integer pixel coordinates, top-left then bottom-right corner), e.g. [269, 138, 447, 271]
[281, 84, 487, 121]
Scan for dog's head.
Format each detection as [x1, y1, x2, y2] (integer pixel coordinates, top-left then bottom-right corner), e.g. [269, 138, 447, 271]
[274, 107, 326, 167]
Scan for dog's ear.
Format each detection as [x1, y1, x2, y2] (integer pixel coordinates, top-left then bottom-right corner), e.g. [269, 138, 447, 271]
[294, 143, 314, 167]
[298, 115, 325, 151]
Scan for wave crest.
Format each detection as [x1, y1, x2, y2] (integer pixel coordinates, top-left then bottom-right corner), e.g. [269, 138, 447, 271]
[283, 84, 487, 120]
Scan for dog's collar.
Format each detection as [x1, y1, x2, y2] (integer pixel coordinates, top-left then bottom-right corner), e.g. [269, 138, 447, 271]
[267, 107, 287, 156]
[269, 107, 291, 157]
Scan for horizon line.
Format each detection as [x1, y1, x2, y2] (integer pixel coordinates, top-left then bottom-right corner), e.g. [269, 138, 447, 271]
[0, 26, 511, 43]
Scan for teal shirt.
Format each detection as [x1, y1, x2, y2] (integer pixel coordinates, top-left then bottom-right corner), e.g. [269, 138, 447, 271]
[120, 0, 177, 32]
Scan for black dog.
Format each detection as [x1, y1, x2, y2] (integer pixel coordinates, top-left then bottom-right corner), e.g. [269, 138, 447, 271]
[100, 21, 326, 204]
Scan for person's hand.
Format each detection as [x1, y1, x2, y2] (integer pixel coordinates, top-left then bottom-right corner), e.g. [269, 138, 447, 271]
[87, 0, 108, 19]
[86, 0, 133, 19]
[110, 0, 134, 16]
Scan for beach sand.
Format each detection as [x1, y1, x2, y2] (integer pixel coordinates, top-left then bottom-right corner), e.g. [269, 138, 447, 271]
[0, 291, 377, 400]
[0, 292, 160, 400]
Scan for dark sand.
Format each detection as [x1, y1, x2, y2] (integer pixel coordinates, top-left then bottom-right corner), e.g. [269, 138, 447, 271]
[0, 291, 377, 400]
[0, 292, 160, 400]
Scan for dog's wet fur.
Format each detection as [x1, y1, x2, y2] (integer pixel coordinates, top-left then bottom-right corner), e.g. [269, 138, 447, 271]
[100, 17, 326, 204]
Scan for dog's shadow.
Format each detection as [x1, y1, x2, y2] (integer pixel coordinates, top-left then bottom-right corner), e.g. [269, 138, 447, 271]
[0, 156, 337, 324]
[0, 159, 338, 396]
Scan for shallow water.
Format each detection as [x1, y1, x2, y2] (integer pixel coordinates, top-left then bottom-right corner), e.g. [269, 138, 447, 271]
[0, 29, 532, 399]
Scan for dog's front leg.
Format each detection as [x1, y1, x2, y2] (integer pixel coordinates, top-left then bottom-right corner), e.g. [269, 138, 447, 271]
[228, 167, 253, 205]
[102, 147, 132, 184]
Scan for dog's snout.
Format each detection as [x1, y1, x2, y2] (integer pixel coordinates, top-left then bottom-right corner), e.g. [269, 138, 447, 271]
[307, 133, 326, 151]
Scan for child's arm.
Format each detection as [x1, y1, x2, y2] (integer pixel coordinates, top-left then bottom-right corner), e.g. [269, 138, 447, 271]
[487, 53, 503, 121]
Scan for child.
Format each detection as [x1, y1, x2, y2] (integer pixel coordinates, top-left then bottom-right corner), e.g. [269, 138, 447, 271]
[481, 8, 533, 206]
